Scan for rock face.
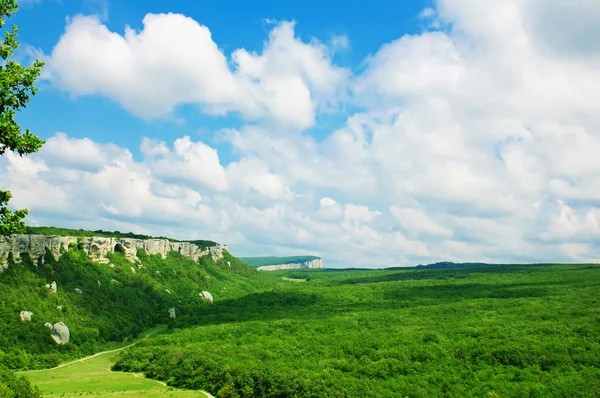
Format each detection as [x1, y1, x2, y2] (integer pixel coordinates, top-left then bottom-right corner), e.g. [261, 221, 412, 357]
[168, 308, 176, 319]
[256, 258, 324, 271]
[20, 311, 33, 322]
[0, 234, 228, 268]
[51, 322, 70, 344]
[199, 291, 213, 303]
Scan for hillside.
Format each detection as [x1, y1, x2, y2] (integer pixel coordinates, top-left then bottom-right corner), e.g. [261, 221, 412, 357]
[0, 228, 261, 370]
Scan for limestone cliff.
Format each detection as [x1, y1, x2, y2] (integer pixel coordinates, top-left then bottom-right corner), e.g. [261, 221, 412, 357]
[0, 234, 228, 271]
[256, 258, 323, 271]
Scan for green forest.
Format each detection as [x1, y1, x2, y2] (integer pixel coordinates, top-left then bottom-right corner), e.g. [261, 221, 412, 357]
[111, 264, 600, 397]
[2, 228, 600, 397]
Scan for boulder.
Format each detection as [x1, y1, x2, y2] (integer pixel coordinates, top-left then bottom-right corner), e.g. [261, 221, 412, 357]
[168, 308, 176, 319]
[57, 305, 63, 311]
[44, 322, 53, 329]
[51, 322, 70, 344]
[74, 288, 82, 294]
[45, 281, 57, 294]
[199, 291, 214, 303]
[20, 311, 33, 322]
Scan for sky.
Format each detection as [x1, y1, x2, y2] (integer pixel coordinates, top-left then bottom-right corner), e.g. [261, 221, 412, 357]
[2, 0, 600, 267]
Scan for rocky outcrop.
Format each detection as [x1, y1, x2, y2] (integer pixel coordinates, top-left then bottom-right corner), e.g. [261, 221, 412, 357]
[51, 322, 70, 344]
[168, 308, 176, 319]
[257, 258, 324, 271]
[45, 281, 57, 294]
[199, 291, 213, 303]
[0, 235, 228, 268]
[44, 322, 52, 329]
[20, 311, 33, 322]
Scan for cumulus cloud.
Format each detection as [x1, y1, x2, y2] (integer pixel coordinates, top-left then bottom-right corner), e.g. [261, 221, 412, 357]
[46, 15, 348, 129]
[6, 0, 600, 266]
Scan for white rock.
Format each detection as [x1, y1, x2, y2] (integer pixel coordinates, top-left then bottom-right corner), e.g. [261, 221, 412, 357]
[74, 288, 82, 294]
[0, 234, 228, 267]
[20, 311, 33, 322]
[165, 289, 171, 294]
[168, 308, 176, 319]
[51, 322, 70, 344]
[44, 322, 53, 329]
[130, 267, 136, 274]
[97, 280, 101, 286]
[110, 279, 119, 284]
[45, 281, 57, 294]
[199, 291, 213, 303]
[57, 305, 63, 311]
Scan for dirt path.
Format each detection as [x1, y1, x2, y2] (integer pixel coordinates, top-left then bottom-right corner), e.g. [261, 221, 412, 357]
[17, 343, 137, 373]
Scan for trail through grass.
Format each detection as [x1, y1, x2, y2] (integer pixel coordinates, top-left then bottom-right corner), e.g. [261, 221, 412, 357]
[20, 325, 212, 397]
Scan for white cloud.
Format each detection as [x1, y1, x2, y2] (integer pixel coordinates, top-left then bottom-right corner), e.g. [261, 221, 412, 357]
[46, 15, 348, 130]
[6, 0, 600, 266]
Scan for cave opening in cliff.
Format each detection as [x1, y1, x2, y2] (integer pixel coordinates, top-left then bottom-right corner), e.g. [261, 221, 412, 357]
[114, 244, 125, 254]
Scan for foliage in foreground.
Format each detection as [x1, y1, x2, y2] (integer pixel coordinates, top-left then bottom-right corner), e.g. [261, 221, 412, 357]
[0, 0, 45, 235]
[114, 264, 600, 397]
[0, 367, 41, 398]
[0, 245, 259, 370]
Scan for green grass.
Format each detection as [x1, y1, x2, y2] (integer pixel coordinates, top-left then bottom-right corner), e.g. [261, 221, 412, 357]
[20, 325, 209, 397]
[21, 349, 208, 397]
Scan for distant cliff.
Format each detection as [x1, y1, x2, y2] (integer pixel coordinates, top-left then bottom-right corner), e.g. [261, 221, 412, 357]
[240, 256, 323, 271]
[0, 234, 228, 271]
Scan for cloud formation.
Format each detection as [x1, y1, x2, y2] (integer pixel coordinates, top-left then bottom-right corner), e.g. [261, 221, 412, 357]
[47, 15, 348, 130]
[5, 0, 600, 266]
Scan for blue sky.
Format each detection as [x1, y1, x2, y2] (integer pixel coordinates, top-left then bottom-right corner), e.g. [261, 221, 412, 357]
[14, 0, 429, 160]
[3, 0, 600, 267]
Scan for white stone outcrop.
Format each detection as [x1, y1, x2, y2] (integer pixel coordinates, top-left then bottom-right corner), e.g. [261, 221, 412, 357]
[74, 288, 82, 294]
[20, 311, 33, 322]
[45, 281, 57, 294]
[0, 235, 228, 268]
[44, 322, 52, 329]
[51, 322, 70, 344]
[199, 291, 213, 303]
[168, 308, 176, 319]
[256, 258, 324, 271]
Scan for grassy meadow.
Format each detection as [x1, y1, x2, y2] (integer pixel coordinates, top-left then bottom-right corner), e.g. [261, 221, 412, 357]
[21, 348, 210, 397]
[113, 264, 600, 397]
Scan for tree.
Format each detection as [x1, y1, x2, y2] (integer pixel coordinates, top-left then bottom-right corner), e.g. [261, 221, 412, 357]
[0, 0, 45, 236]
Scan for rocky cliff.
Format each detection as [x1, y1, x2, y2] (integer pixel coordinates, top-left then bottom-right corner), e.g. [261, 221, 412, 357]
[256, 258, 323, 271]
[0, 234, 228, 271]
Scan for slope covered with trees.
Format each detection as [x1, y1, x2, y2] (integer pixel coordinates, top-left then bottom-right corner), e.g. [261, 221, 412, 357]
[0, 233, 261, 370]
[113, 264, 600, 397]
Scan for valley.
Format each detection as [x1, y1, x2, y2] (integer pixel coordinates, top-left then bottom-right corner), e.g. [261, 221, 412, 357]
[1, 231, 598, 396]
